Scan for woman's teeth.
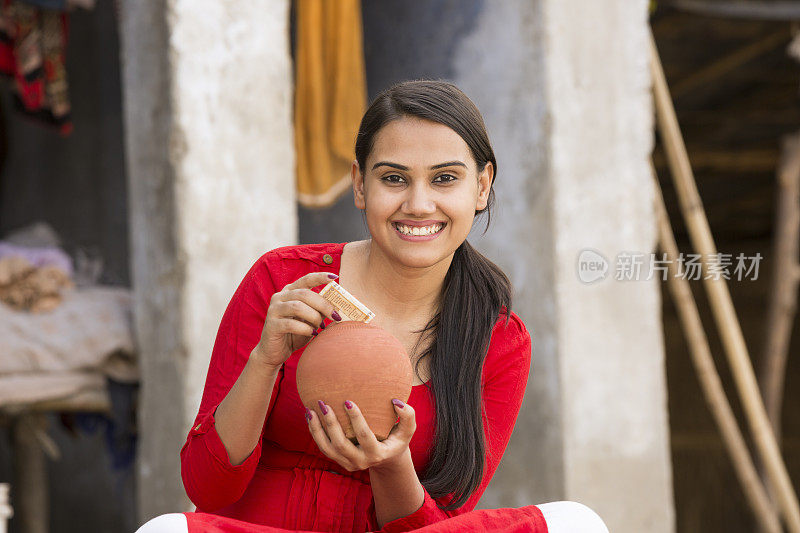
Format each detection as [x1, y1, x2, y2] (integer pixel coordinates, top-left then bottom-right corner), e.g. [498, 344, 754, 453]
[394, 223, 444, 236]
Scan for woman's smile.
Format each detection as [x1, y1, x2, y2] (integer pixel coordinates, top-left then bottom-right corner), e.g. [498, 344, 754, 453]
[392, 220, 447, 241]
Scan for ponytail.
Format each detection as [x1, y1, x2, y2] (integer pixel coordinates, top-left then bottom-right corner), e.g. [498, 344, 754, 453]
[413, 240, 512, 509]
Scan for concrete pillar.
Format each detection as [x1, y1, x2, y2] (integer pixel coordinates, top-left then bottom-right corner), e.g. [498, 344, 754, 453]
[119, 0, 296, 521]
[544, 3, 674, 530]
[458, 1, 675, 532]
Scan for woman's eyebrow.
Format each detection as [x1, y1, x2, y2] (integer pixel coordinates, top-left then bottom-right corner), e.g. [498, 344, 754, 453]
[371, 160, 467, 171]
[372, 161, 409, 171]
[430, 161, 467, 170]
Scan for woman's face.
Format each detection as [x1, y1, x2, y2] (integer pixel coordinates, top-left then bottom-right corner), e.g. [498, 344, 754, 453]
[353, 116, 493, 269]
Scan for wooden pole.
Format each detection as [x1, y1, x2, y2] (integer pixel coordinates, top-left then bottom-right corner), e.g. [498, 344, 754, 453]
[11, 414, 49, 533]
[759, 133, 800, 441]
[649, 27, 800, 533]
[652, 164, 782, 533]
[664, 0, 800, 21]
[671, 31, 788, 98]
[757, 133, 800, 532]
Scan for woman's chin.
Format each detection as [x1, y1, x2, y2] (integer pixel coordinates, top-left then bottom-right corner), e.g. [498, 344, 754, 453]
[369, 228, 462, 268]
[390, 245, 456, 269]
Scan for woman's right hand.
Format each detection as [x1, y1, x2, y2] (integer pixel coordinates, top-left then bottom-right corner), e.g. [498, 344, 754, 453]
[252, 271, 341, 369]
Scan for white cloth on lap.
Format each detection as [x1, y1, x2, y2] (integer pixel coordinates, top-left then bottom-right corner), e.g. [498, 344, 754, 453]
[538, 501, 610, 532]
[135, 513, 188, 533]
[135, 502, 609, 532]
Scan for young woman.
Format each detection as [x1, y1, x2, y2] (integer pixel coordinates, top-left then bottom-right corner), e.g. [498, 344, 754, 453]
[137, 80, 609, 532]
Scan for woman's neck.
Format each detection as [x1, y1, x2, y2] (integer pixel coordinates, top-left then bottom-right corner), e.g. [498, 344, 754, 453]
[358, 239, 452, 323]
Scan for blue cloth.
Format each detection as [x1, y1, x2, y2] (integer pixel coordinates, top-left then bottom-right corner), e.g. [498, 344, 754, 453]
[19, 0, 68, 10]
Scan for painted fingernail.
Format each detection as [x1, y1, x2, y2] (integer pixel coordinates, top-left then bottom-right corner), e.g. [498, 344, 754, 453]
[305, 407, 312, 422]
[312, 331, 318, 336]
[392, 399, 405, 409]
[320, 321, 326, 330]
[331, 310, 342, 321]
[328, 273, 338, 279]
[345, 400, 353, 410]
[318, 400, 328, 415]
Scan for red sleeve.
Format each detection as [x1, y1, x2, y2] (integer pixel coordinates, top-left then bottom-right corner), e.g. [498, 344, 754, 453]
[180, 252, 284, 512]
[379, 313, 533, 532]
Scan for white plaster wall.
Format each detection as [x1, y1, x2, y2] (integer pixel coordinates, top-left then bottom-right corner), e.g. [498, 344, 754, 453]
[167, 0, 297, 426]
[121, 0, 296, 519]
[544, 0, 675, 531]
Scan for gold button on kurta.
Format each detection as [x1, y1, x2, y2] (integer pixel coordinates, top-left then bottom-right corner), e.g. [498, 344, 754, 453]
[322, 254, 333, 265]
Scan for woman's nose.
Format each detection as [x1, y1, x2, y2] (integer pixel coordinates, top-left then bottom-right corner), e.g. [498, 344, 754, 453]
[402, 183, 436, 214]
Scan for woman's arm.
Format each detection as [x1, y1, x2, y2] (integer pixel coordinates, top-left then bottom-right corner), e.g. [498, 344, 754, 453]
[376, 314, 532, 532]
[214, 345, 282, 465]
[212, 267, 340, 466]
[369, 448, 425, 529]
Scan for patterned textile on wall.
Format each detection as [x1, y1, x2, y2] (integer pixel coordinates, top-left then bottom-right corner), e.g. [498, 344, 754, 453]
[0, 0, 72, 135]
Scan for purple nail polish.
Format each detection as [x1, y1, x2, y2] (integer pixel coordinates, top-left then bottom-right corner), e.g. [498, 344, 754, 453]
[331, 310, 342, 321]
[392, 399, 405, 409]
[319, 321, 325, 330]
[318, 400, 328, 415]
[312, 331, 318, 336]
[345, 400, 353, 410]
[305, 408, 312, 422]
[328, 273, 338, 279]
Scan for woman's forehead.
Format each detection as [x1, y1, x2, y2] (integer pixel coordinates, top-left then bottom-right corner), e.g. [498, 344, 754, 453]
[368, 117, 472, 168]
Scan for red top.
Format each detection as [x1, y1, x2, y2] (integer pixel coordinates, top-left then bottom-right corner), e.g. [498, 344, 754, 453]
[180, 242, 547, 532]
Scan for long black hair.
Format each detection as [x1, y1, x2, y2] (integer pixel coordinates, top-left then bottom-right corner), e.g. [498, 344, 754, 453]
[354, 79, 513, 509]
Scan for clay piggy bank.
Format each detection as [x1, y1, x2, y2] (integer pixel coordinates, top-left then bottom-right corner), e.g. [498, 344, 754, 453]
[296, 321, 413, 443]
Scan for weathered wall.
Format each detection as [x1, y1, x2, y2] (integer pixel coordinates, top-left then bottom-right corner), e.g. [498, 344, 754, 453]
[120, 0, 296, 521]
[538, 2, 675, 530]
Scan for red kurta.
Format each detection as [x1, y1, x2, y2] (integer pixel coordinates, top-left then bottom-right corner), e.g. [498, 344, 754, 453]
[180, 242, 547, 532]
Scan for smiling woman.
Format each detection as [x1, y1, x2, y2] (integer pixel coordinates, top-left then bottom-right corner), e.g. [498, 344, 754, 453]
[352, 99, 494, 274]
[136, 80, 607, 533]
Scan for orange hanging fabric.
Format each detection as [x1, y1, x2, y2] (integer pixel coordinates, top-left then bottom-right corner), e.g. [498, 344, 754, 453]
[294, 0, 367, 208]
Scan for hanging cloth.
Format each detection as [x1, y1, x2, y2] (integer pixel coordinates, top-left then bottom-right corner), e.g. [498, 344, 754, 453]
[0, 0, 72, 135]
[294, 0, 367, 208]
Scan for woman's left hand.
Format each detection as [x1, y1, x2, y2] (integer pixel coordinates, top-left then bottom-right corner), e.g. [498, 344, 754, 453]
[306, 399, 416, 472]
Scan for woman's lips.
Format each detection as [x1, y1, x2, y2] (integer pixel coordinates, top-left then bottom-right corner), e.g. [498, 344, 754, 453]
[392, 221, 446, 241]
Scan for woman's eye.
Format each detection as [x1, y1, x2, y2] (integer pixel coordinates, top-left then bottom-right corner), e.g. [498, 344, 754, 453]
[381, 174, 405, 184]
[380, 174, 456, 185]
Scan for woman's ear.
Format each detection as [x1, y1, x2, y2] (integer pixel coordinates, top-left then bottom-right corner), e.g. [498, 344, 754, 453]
[352, 160, 366, 210]
[475, 162, 494, 211]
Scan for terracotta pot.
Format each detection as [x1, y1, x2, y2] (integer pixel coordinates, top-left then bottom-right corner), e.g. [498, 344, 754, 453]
[296, 321, 413, 443]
